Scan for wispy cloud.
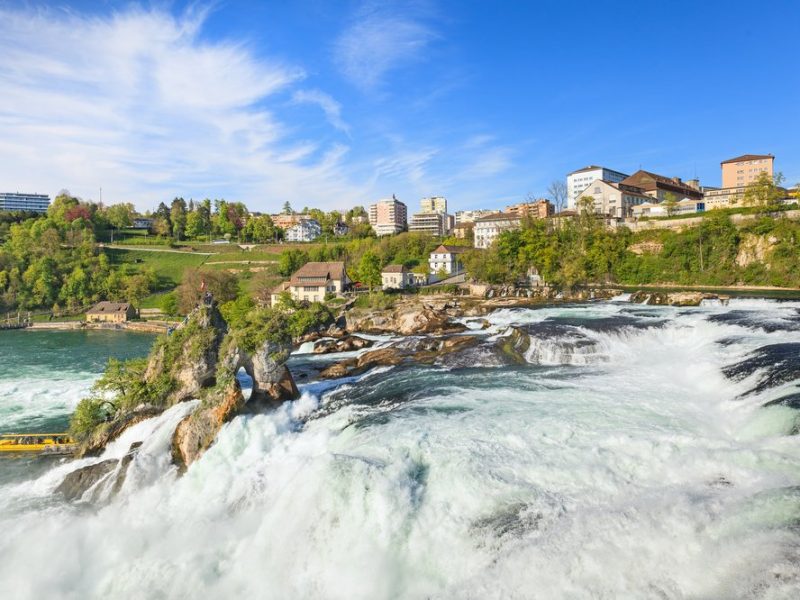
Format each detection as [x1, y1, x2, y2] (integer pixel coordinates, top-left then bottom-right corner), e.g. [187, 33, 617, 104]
[292, 89, 349, 134]
[334, 4, 437, 91]
[0, 5, 368, 210]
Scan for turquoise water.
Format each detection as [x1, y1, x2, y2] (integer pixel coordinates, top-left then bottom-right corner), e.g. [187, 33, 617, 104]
[0, 330, 155, 485]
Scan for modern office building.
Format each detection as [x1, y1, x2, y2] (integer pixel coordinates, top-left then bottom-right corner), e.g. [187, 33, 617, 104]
[567, 166, 628, 209]
[0, 192, 51, 213]
[721, 154, 774, 188]
[368, 196, 407, 236]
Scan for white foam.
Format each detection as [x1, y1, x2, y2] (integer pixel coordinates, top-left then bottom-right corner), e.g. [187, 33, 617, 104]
[0, 302, 799, 597]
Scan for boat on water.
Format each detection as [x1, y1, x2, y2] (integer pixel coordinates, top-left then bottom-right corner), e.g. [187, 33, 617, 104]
[0, 433, 77, 455]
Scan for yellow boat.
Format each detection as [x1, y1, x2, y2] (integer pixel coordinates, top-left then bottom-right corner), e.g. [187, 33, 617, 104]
[0, 433, 77, 455]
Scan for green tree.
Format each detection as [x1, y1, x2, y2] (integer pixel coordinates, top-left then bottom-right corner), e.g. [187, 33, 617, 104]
[743, 172, 786, 208]
[278, 249, 309, 276]
[170, 198, 187, 240]
[358, 250, 382, 290]
[105, 203, 135, 230]
[663, 192, 678, 217]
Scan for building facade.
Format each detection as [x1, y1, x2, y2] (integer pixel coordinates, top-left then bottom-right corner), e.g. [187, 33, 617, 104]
[455, 209, 494, 224]
[721, 154, 774, 188]
[702, 187, 745, 210]
[0, 192, 51, 213]
[272, 214, 304, 230]
[429, 245, 467, 276]
[619, 170, 704, 202]
[576, 179, 653, 218]
[631, 199, 705, 218]
[567, 166, 629, 209]
[285, 218, 321, 242]
[473, 213, 522, 249]
[381, 265, 415, 290]
[369, 196, 407, 236]
[420, 196, 447, 214]
[86, 302, 137, 323]
[273, 262, 349, 305]
[504, 199, 555, 219]
[409, 211, 449, 236]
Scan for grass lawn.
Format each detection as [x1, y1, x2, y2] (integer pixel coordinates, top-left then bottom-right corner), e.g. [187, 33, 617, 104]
[104, 247, 209, 289]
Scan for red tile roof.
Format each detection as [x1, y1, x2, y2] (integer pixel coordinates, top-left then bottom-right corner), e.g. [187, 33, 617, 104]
[721, 154, 773, 164]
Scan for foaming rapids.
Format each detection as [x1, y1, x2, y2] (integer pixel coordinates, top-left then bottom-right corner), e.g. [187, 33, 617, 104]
[1, 298, 800, 598]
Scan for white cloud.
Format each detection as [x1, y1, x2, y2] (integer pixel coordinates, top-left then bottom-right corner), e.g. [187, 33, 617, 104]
[292, 89, 349, 134]
[334, 6, 437, 91]
[0, 5, 370, 211]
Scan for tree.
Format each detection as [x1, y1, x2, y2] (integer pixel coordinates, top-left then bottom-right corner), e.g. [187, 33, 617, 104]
[185, 211, 204, 239]
[282, 201, 293, 215]
[170, 198, 187, 240]
[358, 250, 382, 290]
[546, 180, 568, 213]
[278, 249, 309, 276]
[663, 192, 678, 217]
[105, 203, 134, 230]
[743, 172, 785, 208]
[175, 268, 239, 313]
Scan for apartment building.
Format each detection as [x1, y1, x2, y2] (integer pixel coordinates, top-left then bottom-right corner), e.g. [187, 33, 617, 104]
[409, 211, 450, 236]
[504, 199, 554, 219]
[285, 218, 321, 242]
[420, 196, 447, 213]
[721, 154, 774, 188]
[0, 192, 51, 213]
[369, 196, 407, 236]
[473, 213, 522, 249]
[567, 166, 628, 209]
[272, 213, 304, 230]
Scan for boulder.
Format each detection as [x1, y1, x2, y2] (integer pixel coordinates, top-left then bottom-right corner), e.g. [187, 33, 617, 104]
[313, 336, 373, 354]
[57, 441, 143, 501]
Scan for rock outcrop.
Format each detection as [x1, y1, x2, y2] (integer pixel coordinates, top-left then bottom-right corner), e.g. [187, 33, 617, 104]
[57, 441, 143, 502]
[629, 290, 728, 306]
[312, 336, 373, 354]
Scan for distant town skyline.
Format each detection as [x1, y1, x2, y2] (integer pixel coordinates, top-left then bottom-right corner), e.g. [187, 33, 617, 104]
[0, 0, 798, 213]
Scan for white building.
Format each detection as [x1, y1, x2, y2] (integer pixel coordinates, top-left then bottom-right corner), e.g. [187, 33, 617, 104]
[368, 196, 407, 236]
[473, 213, 522, 249]
[381, 265, 415, 290]
[285, 218, 321, 242]
[631, 199, 706, 218]
[429, 244, 467, 275]
[575, 179, 652, 218]
[567, 165, 628, 209]
[0, 192, 51, 213]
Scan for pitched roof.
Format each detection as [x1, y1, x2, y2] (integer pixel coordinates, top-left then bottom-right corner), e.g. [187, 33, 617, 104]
[382, 264, 407, 273]
[619, 170, 703, 198]
[474, 212, 521, 223]
[432, 244, 468, 254]
[271, 281, 291, 294]
[568, 165, 628, 176]
[290, 262, 346, 285]
[87, 301, 131, 314]
[721, 154, 773, 165]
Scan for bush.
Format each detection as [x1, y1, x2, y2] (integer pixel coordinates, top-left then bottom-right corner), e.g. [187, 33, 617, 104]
[69, 397, 112, 441]
[159, 291, 179, 316]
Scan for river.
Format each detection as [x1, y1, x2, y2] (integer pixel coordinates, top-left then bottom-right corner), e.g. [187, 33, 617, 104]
[0, 299, 799, 598]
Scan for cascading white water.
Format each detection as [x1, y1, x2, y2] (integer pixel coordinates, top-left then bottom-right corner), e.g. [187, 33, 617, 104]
[1, 300, 800, 598]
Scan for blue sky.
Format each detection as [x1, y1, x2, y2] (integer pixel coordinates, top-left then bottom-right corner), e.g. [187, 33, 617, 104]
[0, 0, 798, 213]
